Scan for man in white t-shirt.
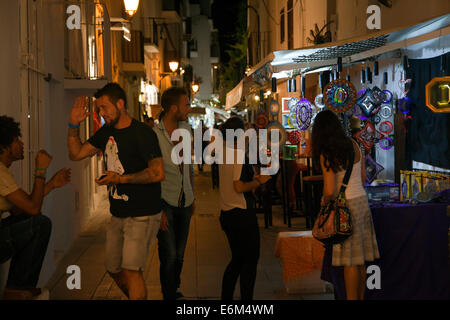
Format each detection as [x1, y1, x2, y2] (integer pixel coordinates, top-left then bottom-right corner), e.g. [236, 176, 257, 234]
[0, 115, 71, 299]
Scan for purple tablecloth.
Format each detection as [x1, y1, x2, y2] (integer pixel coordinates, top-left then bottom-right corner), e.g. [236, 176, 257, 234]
[321, 202, 450, 300]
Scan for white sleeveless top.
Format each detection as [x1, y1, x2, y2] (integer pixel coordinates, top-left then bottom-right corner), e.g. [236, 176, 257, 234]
[334, 141, 367, 200]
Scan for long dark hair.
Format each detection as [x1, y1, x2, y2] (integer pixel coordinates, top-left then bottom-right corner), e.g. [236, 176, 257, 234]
[311, 110, 353, 173]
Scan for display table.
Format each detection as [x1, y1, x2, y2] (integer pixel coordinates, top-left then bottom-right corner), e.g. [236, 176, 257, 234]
[275, 231, 328, 293]
[321, 202, 450, 300]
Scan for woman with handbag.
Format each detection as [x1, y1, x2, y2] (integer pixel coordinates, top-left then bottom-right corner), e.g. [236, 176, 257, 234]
[311, 110, 380, 300]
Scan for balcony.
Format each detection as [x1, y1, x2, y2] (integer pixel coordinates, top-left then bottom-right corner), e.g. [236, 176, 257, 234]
[162, 0, 182, 23]
[64, 1, 111, 90]
[122, 30, 145, 77]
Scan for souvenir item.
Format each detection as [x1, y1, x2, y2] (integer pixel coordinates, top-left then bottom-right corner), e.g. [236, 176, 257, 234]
[398, 79, 413, 95]
[382, 90, 393, 104]
[356, 88, 378, 118]
[323, 79, 357, 113]
[353, 121, 382, 151]
[295, 98, 313, 131]
[379, 136, 394, 150]
[314, 94, 325, 109]
[266, 121, 287, 147]
[287, 113, 299, 130]
[398, 96, 413, 114]
[288, 130, 301, 145]
[378, 121, 393, 135]
[379, 104, 392, 119]
[365, 154, 384, 185]
[269, 100, 280, 116]
[288, 97, 300, 112]
[256, 112, 269, 129]
[372, 115, 381, 125]
[370, 86, 385, 106]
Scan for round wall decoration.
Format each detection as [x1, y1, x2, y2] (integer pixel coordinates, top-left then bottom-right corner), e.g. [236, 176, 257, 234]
[379, 136, 394, 150]
[314, 94, 325, 109]
[378, 121, 393, 135]
[266, 121, 287, 147]
[288, 130, 302, 145]
[295, 98, 313, 131]
[323, 79, 357, 113]
[382, 90, 393, 104]
[269, 101, 280, 116]
[379, 104, 392, 119]
[288, 97, 300, 112]
[256, 112, 269, 129]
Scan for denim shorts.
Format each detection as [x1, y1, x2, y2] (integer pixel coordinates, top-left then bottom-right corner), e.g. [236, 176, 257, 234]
[105, 213, 161, 273]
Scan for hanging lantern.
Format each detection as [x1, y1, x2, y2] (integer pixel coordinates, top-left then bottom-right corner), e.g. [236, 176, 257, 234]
[124, 0, 140, 17]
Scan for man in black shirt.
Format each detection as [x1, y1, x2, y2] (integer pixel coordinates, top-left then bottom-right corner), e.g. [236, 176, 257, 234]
[67, 83, 164, 300]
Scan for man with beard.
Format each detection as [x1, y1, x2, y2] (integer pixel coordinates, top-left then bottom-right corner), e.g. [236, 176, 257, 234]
[154, 87, 194, 300]
[67, 83, 164, 300]
[0, 115, 71, 299]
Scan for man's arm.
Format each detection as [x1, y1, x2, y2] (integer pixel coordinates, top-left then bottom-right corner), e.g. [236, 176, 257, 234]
[96, 157, 165, 185]
[68, 127, 100, 161]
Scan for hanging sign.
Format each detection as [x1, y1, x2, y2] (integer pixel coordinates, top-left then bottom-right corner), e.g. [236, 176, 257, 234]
[426, 76, 450, 113]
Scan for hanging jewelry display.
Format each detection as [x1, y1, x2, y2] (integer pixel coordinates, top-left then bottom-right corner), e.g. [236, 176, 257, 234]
[323, 79, 357, 113]
[295, 98, 313, 131]
[365, 154, 385, 185]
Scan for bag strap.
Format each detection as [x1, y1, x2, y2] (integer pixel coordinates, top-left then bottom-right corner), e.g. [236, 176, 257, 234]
[338, 143, 355, 194]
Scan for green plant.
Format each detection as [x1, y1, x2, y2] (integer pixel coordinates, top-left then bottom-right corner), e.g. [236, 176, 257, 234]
[306, 21, 334, 45]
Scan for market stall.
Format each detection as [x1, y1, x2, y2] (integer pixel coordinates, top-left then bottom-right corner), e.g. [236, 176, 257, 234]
[230, 13, 450, 299]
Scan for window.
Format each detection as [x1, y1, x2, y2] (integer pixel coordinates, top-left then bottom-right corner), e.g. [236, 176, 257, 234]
[287, 0, 293, 49]
[280, 8, 285, 43]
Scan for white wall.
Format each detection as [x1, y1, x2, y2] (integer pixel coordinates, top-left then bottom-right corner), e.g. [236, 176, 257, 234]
[190, 4, 213, 100]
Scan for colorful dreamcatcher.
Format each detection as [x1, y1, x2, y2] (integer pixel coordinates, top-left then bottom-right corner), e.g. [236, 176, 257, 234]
[356, 88, 381, 118]
[323, 79, 357, 113]
[295, 98, 313, 131]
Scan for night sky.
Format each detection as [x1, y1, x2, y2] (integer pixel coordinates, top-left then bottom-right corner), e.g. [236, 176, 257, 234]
[211, 0, 246, 65]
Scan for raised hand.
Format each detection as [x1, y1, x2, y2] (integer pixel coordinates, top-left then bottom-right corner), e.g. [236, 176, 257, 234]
[70, 96, 91, 126]
[35, 150, 52, 169]
[49, 168, 72, 189]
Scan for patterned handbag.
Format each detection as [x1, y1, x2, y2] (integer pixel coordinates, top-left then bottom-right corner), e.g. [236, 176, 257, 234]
[312, 150, 354, 245]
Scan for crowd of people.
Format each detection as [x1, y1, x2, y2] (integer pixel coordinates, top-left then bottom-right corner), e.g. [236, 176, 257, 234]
[0, 82, 379, 301]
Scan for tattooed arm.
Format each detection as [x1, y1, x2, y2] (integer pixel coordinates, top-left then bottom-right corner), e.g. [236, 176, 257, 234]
[96, 157, 165, 186]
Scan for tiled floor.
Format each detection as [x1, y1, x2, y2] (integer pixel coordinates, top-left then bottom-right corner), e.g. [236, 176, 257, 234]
[46, 167, 334, 300]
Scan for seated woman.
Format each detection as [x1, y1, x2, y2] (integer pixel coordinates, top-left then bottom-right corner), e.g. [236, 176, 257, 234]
[0, 115, 71, 299]
[218, 117, 271, 300]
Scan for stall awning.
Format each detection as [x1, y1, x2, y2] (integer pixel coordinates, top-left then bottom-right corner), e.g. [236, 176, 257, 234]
[248, 13, 450, 80]
[225, 76, 258, 110]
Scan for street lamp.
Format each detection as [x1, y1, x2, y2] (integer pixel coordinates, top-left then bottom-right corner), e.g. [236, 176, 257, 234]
[169, 61, 179, 73]
[124, 0, 139, 17]
[192, 83, 199, 94]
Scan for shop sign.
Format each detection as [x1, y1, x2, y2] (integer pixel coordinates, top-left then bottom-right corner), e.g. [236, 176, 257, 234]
[426, 77, 450, 113]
